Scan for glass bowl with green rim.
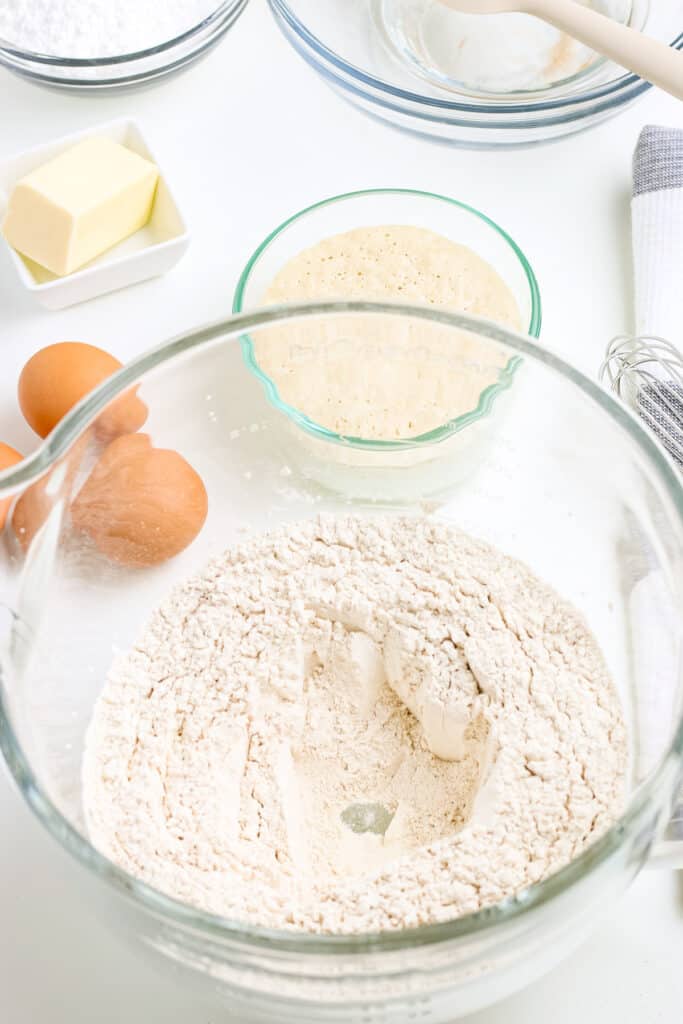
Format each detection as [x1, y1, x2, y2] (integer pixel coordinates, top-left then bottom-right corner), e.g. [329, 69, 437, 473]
[232, 188, 541, 496]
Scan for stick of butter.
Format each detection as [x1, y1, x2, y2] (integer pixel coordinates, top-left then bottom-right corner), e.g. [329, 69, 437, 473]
[2, 137, 159, 278]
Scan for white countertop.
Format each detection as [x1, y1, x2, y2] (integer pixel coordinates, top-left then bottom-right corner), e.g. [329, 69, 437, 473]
[0, 2, 682, 1021]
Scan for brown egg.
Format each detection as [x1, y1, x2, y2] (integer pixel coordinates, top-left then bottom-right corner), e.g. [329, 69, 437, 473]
[71, 434, 208, 567]
[12, 434, 90, 551]
[18, 341, 147, 441]
[0, 442, 23, 531]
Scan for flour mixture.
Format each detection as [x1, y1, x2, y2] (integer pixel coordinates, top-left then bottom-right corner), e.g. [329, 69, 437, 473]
[83, 516, 626, 933]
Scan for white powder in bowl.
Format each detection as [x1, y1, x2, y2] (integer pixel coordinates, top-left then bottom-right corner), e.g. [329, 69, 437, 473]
[83, 516, 626, 934]
[0, 0, 222, 58]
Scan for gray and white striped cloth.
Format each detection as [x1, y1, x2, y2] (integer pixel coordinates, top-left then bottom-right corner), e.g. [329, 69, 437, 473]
[630, 127, 683, 850]
[632, 125, 683, 465]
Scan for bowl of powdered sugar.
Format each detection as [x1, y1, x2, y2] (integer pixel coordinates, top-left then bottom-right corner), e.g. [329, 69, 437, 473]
[0, 0, 249, 89]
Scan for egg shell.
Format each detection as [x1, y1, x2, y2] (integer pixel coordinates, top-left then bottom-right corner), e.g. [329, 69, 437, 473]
[0, 442, 23, 531]
[18, 341, 147, 441]
[12, 433, 89, 551]
[71, 434, 208, 567]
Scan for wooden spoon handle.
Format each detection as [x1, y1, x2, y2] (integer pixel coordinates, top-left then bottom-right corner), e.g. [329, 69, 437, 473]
[526, 0, 683, 100]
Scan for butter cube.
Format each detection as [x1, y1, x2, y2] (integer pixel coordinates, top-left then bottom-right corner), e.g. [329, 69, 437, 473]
[2, 137, 159, 277]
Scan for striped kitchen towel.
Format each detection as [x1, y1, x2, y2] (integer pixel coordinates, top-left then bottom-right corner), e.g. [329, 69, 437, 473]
[632, 126, 683, 464]
[632, 125, 683, 342]
[628, 128, 683, 830]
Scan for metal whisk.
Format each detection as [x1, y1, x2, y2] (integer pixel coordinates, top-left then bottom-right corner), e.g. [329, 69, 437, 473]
[600, 335, 683, 468]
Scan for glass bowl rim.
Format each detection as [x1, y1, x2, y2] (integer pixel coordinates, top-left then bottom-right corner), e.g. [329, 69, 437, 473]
[232, 187, 542, 449]
[0, 301, 682, 956]
[268, 0, 683, 116]
[0, 0, 245, 67]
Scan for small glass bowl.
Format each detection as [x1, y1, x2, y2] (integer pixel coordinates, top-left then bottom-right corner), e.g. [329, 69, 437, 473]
[267, 0, 683, 146]
[233, 188, 541, 496]
[0, 0, 249, 91]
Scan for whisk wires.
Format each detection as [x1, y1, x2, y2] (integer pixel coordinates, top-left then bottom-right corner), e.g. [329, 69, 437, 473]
[600, 335, 683, 468]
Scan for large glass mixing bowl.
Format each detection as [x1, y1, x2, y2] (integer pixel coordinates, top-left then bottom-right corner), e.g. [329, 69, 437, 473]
[0, 303, 682, 1023]
[267, 0, 683, 145]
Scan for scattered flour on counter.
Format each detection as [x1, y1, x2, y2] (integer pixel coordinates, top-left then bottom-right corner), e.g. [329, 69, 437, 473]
[83, 516, 627, 933]
[0, 0, 222, 58]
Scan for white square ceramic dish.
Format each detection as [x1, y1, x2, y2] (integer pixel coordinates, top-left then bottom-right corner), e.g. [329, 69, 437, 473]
[0, 118, 190, 310]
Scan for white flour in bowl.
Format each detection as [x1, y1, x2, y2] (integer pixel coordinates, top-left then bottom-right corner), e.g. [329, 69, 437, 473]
[0, 0, 221, 58]
[83, 516, 626, 933]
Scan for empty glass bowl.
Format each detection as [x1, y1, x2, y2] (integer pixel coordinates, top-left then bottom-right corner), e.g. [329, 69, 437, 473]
[0, 0, 249, 90]
[0, 303, 682, 1023]
[267, 0, 683, 145]
[379, 0, 634, 95]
